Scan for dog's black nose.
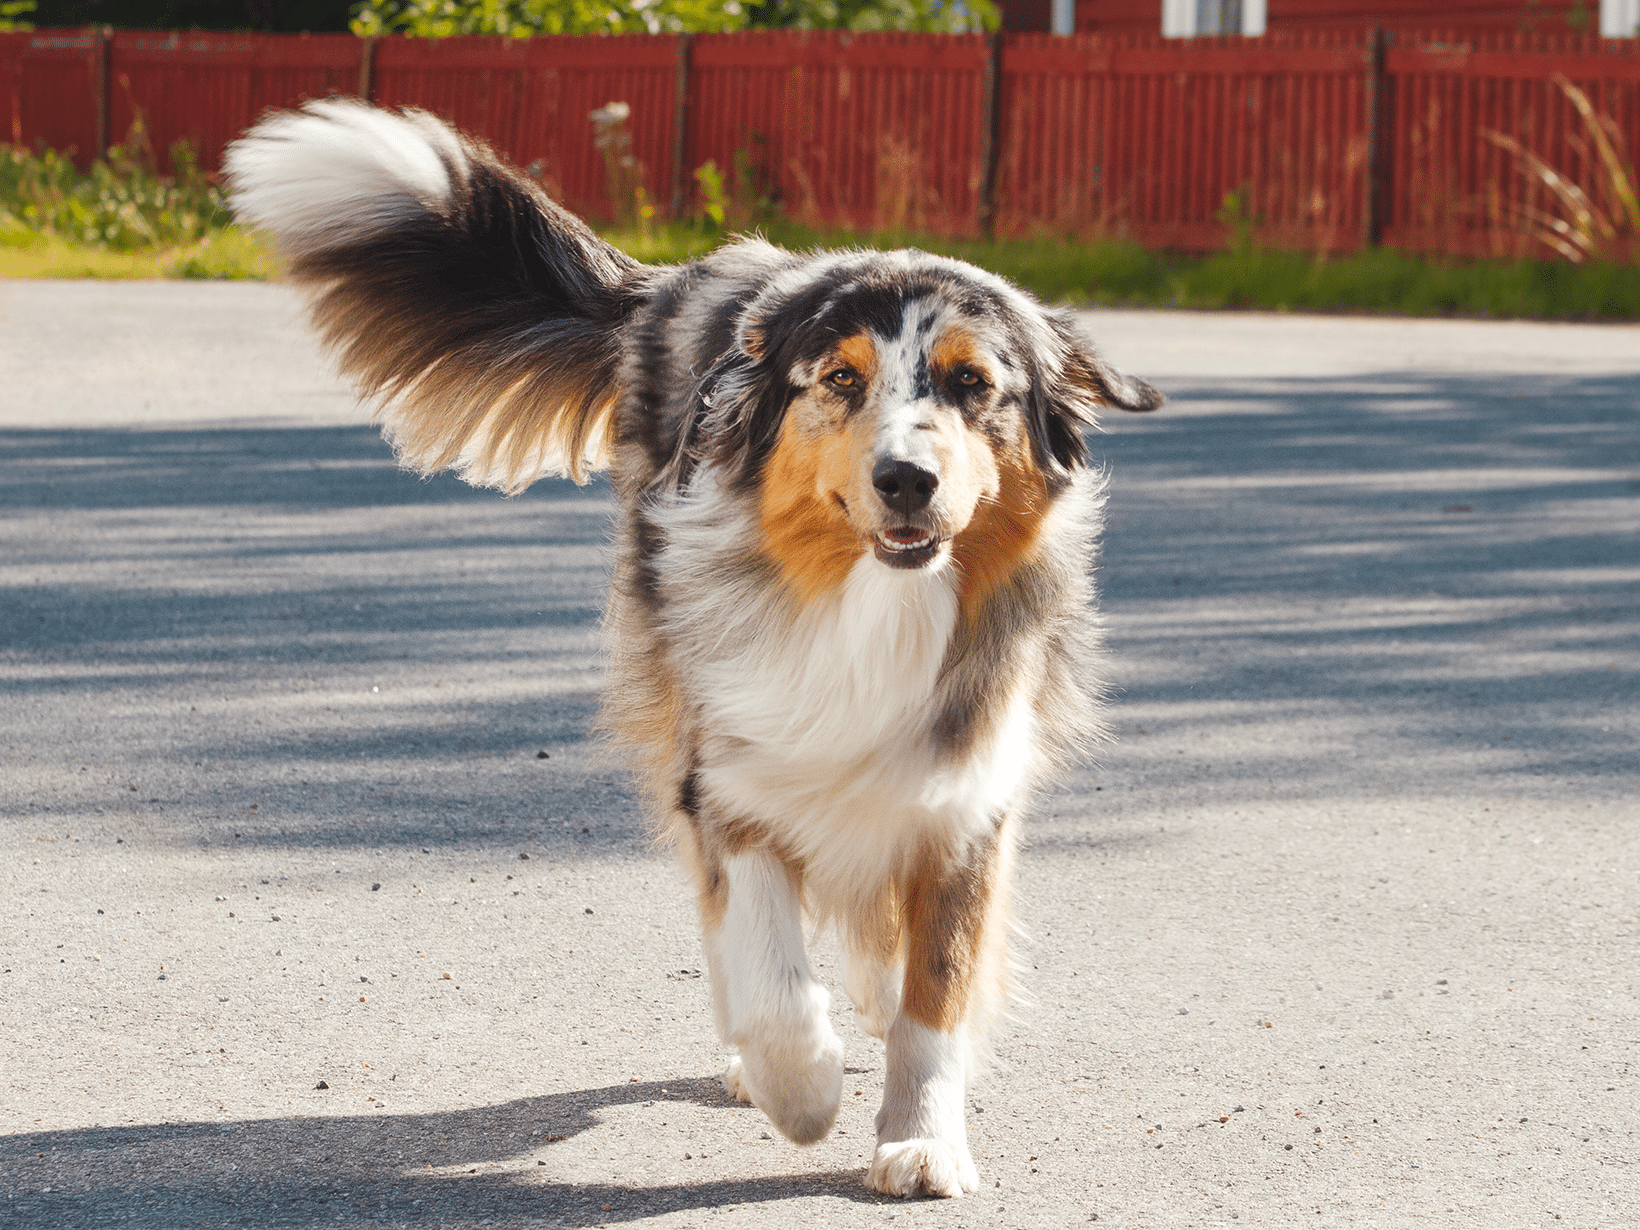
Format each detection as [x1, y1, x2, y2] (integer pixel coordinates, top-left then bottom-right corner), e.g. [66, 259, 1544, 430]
[872, 459, 938, 514]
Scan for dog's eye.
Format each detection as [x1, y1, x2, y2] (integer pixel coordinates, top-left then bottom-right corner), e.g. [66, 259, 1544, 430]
[955, 368, 984, 388]
[828, 369, 857, 388]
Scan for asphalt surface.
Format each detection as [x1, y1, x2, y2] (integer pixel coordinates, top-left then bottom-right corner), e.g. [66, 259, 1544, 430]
[2, 280, 1638, 1229]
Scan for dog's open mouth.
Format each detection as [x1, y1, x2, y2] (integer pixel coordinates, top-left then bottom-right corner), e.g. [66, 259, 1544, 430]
[874, 526, 942, 569]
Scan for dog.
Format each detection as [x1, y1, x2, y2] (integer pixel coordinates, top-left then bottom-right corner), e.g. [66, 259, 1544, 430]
[225, 99, 1161, 1198]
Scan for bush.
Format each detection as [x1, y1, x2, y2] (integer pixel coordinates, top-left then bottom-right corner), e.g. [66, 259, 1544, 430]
[0, 124, 231, 252]
[0, 0, 35, 31]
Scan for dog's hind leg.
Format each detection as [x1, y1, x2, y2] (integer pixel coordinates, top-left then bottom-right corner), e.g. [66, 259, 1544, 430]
[704, 849, 844, 1146]
[867, 824, 1011, 1199]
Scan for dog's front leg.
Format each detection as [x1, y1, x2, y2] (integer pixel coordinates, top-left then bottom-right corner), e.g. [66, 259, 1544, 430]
[704, 848, 844, 1145]
[867, 830, 1006, 1199]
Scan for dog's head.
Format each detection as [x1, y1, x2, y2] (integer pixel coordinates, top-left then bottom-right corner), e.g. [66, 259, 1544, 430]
[696, 249, 1161, 606]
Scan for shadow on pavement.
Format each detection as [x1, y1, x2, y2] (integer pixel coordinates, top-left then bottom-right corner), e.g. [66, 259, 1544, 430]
[1, 1078, 884, 1227]
[1082, 367, 1639, 801]
[0, 424, 613, 513]
[1, 424, 612, 665]
[2, 365, 1636, 841]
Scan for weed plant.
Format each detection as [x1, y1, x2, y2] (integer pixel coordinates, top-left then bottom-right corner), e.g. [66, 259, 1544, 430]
[0, 125, 270, 279]
[1484, 74, 1640, 265]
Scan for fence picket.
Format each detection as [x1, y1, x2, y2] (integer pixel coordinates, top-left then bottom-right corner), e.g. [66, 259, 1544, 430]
[1, 26, 1636, 261]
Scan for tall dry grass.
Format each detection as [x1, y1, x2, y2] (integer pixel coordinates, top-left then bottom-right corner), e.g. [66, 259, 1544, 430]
[1484, 74, 1640, 263]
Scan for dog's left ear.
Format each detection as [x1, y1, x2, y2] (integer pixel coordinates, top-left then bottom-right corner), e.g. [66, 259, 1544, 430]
[694, 271, 837, 487]
[1028, 311, 1163, 472]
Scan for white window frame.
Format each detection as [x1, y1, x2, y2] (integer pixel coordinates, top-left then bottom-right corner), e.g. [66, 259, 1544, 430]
[1163, 0, 1266, 37]
[1603, 0, 1640, 36]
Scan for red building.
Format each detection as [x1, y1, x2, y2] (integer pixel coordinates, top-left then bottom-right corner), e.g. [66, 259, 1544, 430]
[997, 0, 1600, 36]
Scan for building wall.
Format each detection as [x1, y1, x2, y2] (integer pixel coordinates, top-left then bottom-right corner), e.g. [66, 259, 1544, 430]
[1264, 0, 1586, 29]
[998, 0, 1589, 34]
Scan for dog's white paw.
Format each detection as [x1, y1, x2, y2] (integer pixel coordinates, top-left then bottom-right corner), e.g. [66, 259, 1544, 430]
[736, 1023, 844, 1145]
[867, 1137, 980, 1198]
[721, 1054, 753, 1103]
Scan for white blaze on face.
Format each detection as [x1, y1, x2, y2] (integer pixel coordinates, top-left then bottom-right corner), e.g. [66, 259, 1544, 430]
[869, 299, 952, 474]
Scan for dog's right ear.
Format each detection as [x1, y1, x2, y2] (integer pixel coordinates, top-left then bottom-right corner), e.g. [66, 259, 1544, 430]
[227, 100, 653, 492]
[1023, 310, 1163, 476]
[1051, 313, 1164, 417]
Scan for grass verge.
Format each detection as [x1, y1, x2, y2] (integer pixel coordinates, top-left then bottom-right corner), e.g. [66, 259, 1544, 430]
[597, 221, 1640, 321]
[0, 223, 278, 280]
[4, 160, 1637, 319]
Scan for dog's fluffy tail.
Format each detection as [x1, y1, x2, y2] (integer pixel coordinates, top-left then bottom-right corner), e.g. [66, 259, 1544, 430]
[226, 99, 648, 490]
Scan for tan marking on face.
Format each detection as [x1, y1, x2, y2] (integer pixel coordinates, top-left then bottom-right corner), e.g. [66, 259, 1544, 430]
[950, 427, 1048, 616]
[899, 831, 1004, 1033]
[929, 326, 990, 386]
[759, 382, 876, 604]
[833, 332, 879, 383]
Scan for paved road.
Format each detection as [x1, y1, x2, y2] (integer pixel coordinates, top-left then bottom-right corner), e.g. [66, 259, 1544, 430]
[2, 280, 1638, 1228]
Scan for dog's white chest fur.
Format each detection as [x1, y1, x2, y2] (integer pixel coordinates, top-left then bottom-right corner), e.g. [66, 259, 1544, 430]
[702, 555, 958, 764]
[657, 494, 1032, 882]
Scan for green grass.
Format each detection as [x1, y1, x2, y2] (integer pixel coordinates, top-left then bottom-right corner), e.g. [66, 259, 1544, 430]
[0, 221, 278, 280]
[1152, 243, 1640, 319]
[601, 220, 1640, 321]
[5, 139, 1637, 319]
[0, 128, 280, 281]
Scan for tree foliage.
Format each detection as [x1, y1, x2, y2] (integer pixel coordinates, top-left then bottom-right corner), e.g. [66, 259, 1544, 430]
[350, 0, 748, 36]
[348, 0, 994, 37]
[743, 0, 994, 33]
[30, 0, 356, 32]
[0, 0, 37, 30]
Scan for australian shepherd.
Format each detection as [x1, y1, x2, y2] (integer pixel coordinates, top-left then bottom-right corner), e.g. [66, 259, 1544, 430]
[226, 100, 1161, 1199]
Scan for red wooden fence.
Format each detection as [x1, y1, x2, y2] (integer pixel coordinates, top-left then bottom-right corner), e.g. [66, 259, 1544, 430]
[996, 31, 1377, 249]
[687, 31, 992, 236]
[370, 34, 681, 224]
[1382, 34, 1640, 258]
[4, 26, 1639, 261]
[1, 28, 103, 160]
[108, 31, 361, 180]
